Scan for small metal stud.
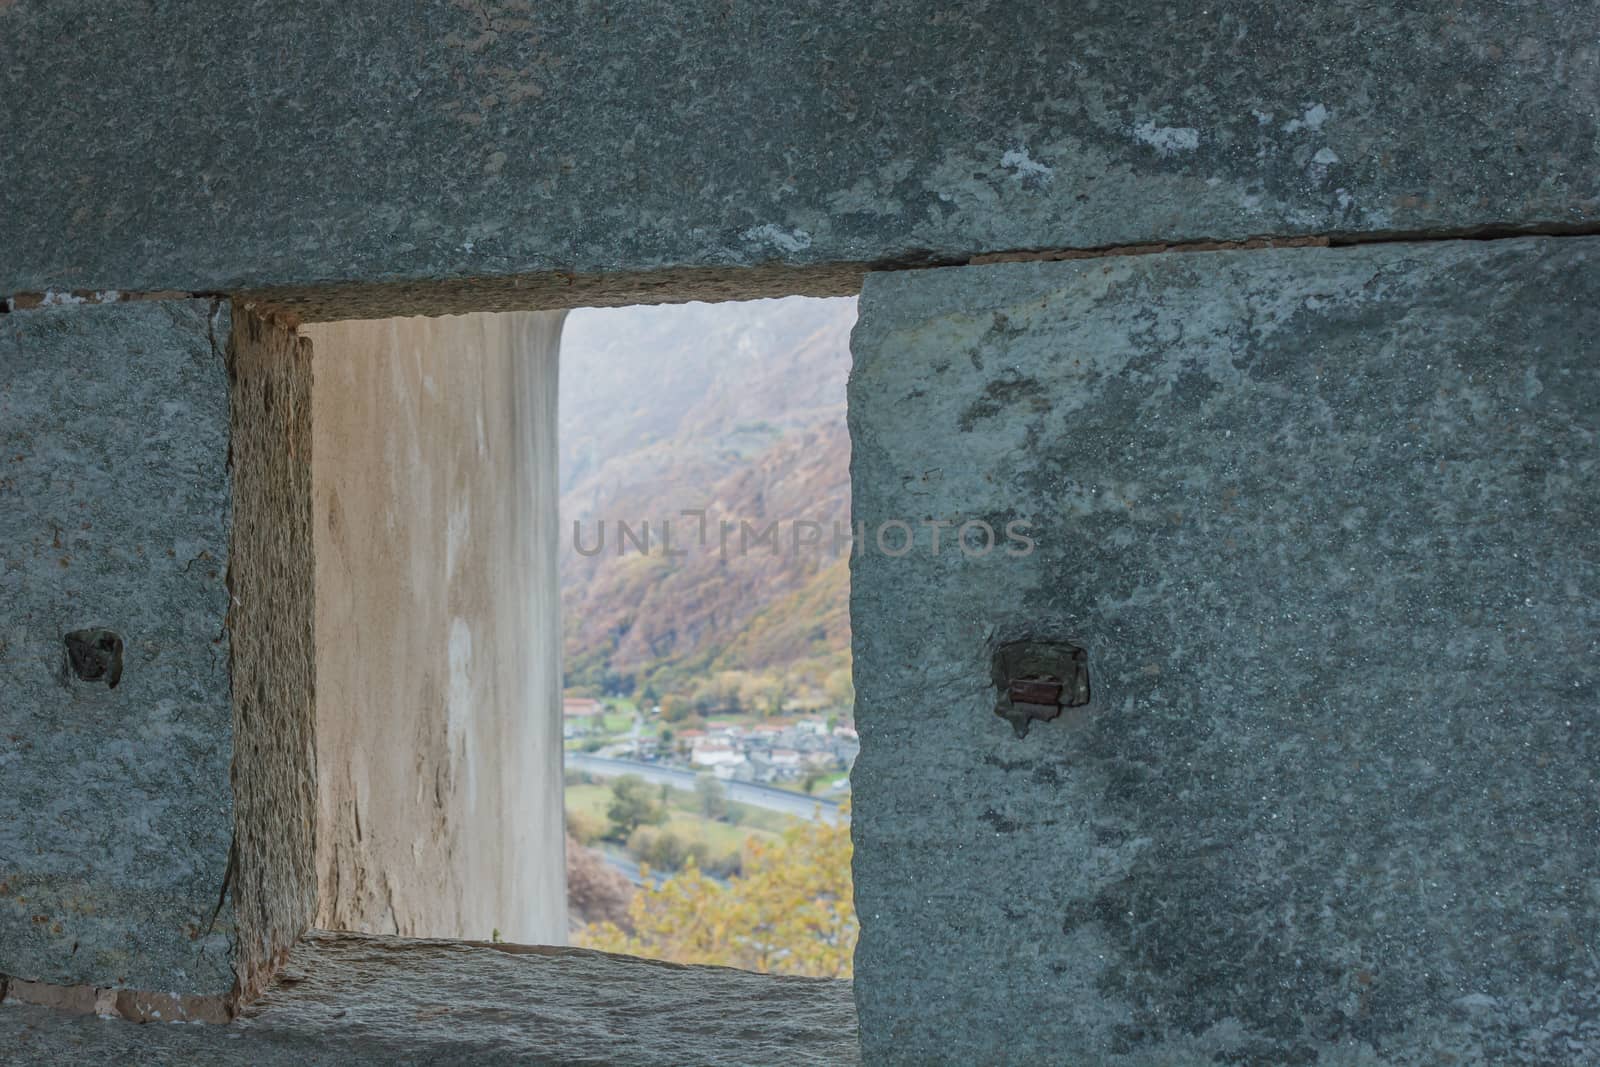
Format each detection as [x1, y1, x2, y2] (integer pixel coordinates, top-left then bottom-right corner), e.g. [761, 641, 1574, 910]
[992, 640, 1089, 738]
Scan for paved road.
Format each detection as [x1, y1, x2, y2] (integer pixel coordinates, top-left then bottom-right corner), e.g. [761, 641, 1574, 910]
[594, 845, 733, 889]
[595, 846, 662, 887]
[566, 754, 847, 825]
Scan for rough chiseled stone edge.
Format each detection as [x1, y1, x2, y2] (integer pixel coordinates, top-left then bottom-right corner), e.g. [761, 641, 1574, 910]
[239, 260, 869, 323]
[200, 228, 1594, 324]
[225, 306, 318, 1004]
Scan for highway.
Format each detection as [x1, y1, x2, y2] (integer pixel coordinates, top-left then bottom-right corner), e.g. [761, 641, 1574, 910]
[565, 753, 847, 825]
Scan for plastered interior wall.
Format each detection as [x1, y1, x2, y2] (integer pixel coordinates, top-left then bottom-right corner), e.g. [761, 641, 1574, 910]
[302, 312, 565, 944]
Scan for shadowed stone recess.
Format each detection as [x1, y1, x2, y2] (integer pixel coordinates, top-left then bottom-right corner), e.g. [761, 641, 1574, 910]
[226, 308, 319, 1002]
[2, 3, 1598, 315]
[0, 302, 235, 993]
[0, 932, 860, 1065]
[848, 237, 1600, 1064]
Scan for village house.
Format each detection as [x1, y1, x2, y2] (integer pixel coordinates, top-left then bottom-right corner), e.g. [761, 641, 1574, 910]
[561, 697, 606, 738]
[562, 697, 604, 719]
[689, 737, 742, 768]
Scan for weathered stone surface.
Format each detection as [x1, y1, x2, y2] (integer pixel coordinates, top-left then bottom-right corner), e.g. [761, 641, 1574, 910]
[849, 236, 1600, 1063]
[304, 313, 566, 944]
[0, 301, 235, 992]
[3, 3, 1598, 316]
[0, 932, 861, 1064]
[227, 308, 319, 1001]
[2, 974, 232, 1025]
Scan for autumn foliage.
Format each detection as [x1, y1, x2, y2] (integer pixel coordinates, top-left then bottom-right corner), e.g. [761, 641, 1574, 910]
[576, 808, 856, 978]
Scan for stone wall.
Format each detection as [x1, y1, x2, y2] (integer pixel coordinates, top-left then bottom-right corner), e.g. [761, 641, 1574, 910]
[302, 312, 566, 944]
[2, 4, 1598, 1061]
[3, 3, 1597, 318]
[848, 236, 1600, 1064]
[0, 299, 318, 1001]
[0, 300, 235, 992]
[0, 930, 859, 1065]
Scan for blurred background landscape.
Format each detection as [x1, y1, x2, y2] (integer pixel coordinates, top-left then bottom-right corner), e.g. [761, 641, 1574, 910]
[559, 297, 858, 976]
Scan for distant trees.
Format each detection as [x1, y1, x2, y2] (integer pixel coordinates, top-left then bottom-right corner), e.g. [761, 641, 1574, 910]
[600, 667, 635, 697]
[823, 666, 854, 710]
[627, 825, 696, 871]
[565, 808, 605, 846]
[754, 675, 793, 718]
[624, 826, 742, 878]
[578, 807, 856, 978]
[695, 775, 729, 820]
[689, 671, 745, 716]
[566, 835, 635, 931]
[639, 663, 858, 721]
[605, 775, 667, 838]
[586, 661, 859, 718]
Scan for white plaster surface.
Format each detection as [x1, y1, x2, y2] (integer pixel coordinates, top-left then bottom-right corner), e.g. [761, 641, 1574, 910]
[303, 312, 566, 944]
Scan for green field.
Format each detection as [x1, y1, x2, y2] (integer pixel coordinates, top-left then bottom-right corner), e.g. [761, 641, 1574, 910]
[565, 782, 613, 823]
[661, 813, 765, 854]
[566, 779, 798, 856]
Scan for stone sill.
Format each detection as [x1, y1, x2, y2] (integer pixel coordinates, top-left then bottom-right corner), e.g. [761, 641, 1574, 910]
[0, 931, 859, 1065]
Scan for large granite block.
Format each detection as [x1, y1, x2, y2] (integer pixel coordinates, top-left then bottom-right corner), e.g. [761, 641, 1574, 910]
[849, 237, 1600, 1063]
[0, 301, 316, 1001]
[1, 3, 1597, 316]
[0, 301, 236, 992]
[226, 307, 318, 1002]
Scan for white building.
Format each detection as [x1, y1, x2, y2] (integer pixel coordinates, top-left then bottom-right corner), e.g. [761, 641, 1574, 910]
[690, 738, 743, 767]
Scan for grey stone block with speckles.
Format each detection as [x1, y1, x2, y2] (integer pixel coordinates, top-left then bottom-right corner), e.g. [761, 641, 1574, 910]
[849, 236, 1600, 1064]
[2, 3, 1599, 316]
[0, 301, 236, 994]
[0, 932, 860, 1064]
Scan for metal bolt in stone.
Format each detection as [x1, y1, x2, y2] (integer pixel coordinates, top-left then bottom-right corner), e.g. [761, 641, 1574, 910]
[991, 640, 1089, 738]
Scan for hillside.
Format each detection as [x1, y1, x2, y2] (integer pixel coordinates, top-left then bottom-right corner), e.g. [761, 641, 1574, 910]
[559, 296, 855, 707]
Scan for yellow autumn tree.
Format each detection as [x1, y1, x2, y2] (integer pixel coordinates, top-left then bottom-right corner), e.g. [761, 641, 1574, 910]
[577, 807, 856, 978]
